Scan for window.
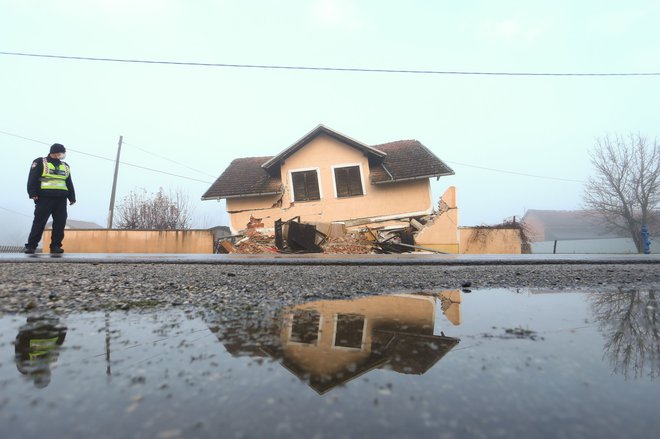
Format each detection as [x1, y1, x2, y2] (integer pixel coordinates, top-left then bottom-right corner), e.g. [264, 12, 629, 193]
[334, 165, 363, 198]
[333, 313, 366, 350]
[291, 170, 320, 202]
[289, 310, 321, 345]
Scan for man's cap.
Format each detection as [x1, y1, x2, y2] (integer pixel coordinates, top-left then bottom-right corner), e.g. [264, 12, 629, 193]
[49, 143, 66, 154]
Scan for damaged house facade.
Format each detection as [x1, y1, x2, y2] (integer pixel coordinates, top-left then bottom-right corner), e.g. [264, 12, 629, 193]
[203, 125, 525, 254]
[203, 124, 453, 232]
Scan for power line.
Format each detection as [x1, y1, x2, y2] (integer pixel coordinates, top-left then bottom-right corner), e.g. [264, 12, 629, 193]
[1, 51, 659, 77]
[0, 206, 32, 218]
[2, 129, 585, 183]
[0, 130, 213, 184]
[445, 160, 585, 183]
[123, 141, 217, 179]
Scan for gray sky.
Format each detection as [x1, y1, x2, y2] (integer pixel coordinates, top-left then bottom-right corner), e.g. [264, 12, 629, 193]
[2, 0, 659, 245]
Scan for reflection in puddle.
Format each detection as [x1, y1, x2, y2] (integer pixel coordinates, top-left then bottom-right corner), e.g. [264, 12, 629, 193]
[0, 288, 659, 438]
[14, 316, 67, 388]
[590, 289, 659, 380]
[208, 293, 461, 394]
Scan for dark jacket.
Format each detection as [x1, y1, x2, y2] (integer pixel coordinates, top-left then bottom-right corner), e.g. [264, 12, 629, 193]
[27, 156, 76, 202]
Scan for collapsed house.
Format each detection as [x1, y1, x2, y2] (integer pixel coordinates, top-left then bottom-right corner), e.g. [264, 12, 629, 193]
[204, 124, 526, 254]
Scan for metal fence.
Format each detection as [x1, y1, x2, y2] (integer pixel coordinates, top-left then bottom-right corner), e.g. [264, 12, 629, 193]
[0, 245, 24, 253]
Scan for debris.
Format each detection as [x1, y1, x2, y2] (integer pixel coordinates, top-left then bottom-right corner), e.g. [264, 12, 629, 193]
[218, 240, 237, 254]
[323, 233, 373, 254]
[410, 218, 424, 231]
[366, 226, 441, 254]
[275, 217, 326, 253]
[214, 211, 456, 255]
[246, 216, 264, 229]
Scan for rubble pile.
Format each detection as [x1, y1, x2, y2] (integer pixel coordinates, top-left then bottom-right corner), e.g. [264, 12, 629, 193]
[215, 229, 375, 255]
[322, 233, 373, 254]
[234, 232, 278, 254]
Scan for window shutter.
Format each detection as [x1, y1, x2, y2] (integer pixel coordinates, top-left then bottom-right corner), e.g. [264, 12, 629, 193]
[335, 168, 350, 197]
[292, 170, 320, 201]
[335, 166, 363, 198]
[304, 171, 320, 200]
[347, 166, 363, 196]
[292, 172, 307, 201]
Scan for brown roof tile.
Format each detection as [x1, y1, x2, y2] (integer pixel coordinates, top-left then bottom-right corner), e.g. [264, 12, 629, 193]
[201, 156, 281, 200]
[202, 138, 454, 199]
[370, 140, 454, 184]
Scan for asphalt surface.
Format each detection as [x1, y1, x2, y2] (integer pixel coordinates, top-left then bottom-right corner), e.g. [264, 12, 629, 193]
[1, 252, 659, 265]
[3, 253, 658, 439]
[1, 253, 659, 314]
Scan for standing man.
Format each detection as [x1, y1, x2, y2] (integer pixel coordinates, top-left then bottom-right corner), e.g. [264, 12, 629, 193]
[24, 143, 76, 254]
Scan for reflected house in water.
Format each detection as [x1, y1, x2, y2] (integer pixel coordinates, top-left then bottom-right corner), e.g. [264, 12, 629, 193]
[209, 292, 461, 394]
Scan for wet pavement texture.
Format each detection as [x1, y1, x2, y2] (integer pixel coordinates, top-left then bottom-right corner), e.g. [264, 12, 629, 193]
[2, 252, 660, 265]
[1, 288, 658, 438]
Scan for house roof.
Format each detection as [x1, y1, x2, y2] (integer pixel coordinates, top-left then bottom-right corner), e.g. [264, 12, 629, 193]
[201, 156, 282, 200]
[369, 140, 454, 184]
[217, 328, 458, 395]
[202, 127, 454, 200]
[261, 124, 386, 171]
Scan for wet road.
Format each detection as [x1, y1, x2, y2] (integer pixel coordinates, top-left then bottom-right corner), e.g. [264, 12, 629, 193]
[1, 254, 659, 437]
[1, 288, 658, 438]
[1, 252, 659, 265]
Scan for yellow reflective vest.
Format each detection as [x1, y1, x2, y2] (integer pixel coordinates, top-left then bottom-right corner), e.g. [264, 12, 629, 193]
[40, 157, 70, 191]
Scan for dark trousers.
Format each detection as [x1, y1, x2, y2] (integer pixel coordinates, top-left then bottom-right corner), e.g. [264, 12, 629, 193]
[26, 197, 68, 249]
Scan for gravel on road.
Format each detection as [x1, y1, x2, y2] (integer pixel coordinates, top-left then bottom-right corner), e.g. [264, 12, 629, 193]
[1, 262, 659, 315]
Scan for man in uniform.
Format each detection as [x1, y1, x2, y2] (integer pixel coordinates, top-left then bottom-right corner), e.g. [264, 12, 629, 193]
[24, 143, 76, 254]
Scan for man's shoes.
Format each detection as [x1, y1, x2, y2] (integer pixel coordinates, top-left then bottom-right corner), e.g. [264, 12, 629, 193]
[23, 246, 36, 254]
[50, 246, 64, 254]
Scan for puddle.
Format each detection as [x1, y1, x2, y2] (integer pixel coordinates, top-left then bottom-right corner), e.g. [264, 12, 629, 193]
[0, 289, 658, 438]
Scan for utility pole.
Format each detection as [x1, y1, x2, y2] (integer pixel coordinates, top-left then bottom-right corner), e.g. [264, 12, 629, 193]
[107, 135, 123, 229]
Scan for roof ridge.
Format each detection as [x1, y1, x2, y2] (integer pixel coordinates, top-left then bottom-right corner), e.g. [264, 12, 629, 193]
[262, 125, 385, 170]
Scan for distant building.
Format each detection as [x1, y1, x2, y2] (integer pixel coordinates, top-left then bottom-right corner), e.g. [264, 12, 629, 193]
[522, 209, 657, 254]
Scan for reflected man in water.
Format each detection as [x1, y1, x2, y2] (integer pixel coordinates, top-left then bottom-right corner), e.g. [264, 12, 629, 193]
[15, 316, 67, 388]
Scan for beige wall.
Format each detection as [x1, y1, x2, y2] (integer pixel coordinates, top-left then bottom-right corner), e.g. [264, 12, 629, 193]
[459, 227, 522, 254]
[42, 229, 214, 253]
[226, 134, 433, 231]
[415, 186, 460, 253]
[280, 294, 439, 377]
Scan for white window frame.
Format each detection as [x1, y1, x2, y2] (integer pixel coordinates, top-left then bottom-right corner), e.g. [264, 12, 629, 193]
[330, 163, 366, 198]
[288, 167, 323, 203]
[285, 311, 323, 347]
[331, 313, 368, 351]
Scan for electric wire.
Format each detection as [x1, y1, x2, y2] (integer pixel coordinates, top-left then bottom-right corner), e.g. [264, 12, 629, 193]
[122, 141, 217, 179]
[0, 130, 213, 184]
[1, 129, 584, 183]
[0, 206, 32, 218]
[444, 160, 585, 183]
[1, 51, 659, 77]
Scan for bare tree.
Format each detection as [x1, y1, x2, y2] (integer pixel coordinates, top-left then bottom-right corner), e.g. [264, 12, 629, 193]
[583, 134, 660, 253]
[116, 188, 192, 230]
[590, 289, 659, 380]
